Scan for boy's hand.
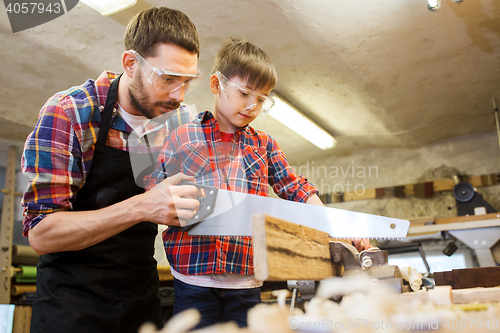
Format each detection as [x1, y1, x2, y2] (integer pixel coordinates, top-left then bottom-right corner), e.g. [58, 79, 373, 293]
[352, 238, 372, 252]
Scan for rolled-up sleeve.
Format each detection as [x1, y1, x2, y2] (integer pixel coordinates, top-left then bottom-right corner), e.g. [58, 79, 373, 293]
[21, 95, 84, 236]
[267, 137, 318, 202]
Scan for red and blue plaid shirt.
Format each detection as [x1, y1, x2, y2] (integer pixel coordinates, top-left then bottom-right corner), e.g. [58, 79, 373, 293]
[21, 71, 192, 236]
[147, 111, 318, 275]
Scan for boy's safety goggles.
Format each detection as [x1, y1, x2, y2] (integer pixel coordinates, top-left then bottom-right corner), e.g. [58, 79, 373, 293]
[131, 50, 203, 93]
[216, 71, 275, 115]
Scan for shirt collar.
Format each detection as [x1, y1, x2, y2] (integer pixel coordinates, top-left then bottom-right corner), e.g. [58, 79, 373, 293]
[196, 110, 251, 135]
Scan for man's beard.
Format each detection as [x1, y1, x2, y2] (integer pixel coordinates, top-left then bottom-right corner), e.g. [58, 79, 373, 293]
[129, 74, 181, 119]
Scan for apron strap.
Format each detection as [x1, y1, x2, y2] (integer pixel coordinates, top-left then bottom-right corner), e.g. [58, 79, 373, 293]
[97, 74, 122, 145]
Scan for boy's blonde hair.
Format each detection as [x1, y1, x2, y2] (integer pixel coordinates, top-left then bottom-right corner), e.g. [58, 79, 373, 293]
[211, 37, 277, 91]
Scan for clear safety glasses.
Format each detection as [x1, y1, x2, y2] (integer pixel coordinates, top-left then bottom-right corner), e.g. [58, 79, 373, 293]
[216, 71, 275, 115]
[131, 50, 203, 93]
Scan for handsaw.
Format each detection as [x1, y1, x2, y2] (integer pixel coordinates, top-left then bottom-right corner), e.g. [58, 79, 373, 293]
[176, 183, 410, 239]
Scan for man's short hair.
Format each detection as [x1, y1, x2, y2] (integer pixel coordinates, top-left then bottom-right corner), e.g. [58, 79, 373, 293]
[212, 37, 277, 91]
[124, 7, 199, 58]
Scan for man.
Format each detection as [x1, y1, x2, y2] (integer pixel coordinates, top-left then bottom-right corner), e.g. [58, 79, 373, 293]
[21, 7, 202, 333]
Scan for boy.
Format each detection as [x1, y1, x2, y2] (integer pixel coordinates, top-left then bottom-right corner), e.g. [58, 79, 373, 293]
[147, 38, 321, 328]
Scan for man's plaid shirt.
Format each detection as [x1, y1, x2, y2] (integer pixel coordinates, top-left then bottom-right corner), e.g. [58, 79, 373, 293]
[147, 111, 318, 275]
[21, 71, 192, 236]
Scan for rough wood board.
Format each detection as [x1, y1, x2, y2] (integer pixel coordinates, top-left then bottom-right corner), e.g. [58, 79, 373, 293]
[13, 305, 31, 333]
[252, 214, 336, 281]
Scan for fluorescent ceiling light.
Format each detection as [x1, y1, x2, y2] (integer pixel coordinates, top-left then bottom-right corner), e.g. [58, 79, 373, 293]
[80, 0, 137, 16]
[269, 92, 337, 150]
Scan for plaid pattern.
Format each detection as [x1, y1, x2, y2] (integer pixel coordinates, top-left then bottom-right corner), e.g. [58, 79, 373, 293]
[21, 71, 192, 236]
[148, 111, 318, 275]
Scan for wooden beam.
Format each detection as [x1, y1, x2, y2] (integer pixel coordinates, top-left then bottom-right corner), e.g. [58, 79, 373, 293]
[252, 214, 344, 281]
[408, 217, 500, 235]
[432, 179, 455, 192]
[408, 216, 435, 227]
[434, 267, 500, 289]
[12, 305, 32, 333]
[435, 212, 500, 225]
[343, 188, 376, 201]
[451, 287, 500, 304]
[0, 146, 16, 304]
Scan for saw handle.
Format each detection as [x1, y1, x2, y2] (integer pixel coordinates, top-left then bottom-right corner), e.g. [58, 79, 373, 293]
[170, 181, 218, 232]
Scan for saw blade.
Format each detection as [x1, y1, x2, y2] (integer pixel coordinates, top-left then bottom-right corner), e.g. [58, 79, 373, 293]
[186, 188, 409, 239]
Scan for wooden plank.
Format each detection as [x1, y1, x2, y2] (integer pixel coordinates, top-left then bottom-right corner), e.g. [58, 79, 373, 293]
[12, 305, 31, 333]
[395, 287, 500, 304]
[433, 179, 455, 192]
[467, 175, 483, 187]
[433, 271, 444, 286]
[452, 287, 500, 304]
[404, 184, 414, 196]
[408, 216, 435, 227]
[444, 271, 454, 288]
[408, 217, 500, 235]
[456, 267, 500, 289]
[252, 214, 339, 281]
[434, 267, 500, 289]
[343, 188, 376, 202]
[452, 269, 461, 289]
[435, 212, 500, 225]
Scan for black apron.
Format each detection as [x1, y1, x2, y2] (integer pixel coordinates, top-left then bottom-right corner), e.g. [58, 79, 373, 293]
[31, 76, 162, 333]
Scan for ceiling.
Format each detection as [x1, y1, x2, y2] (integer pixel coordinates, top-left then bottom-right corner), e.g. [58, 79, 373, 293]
[0, 0, 499, 167]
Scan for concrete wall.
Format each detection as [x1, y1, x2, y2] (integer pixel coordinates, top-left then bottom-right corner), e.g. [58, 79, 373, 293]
[292, 131, 500, 220]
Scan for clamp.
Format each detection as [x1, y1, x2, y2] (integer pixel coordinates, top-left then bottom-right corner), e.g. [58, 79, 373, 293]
[287, 241, 405, 312]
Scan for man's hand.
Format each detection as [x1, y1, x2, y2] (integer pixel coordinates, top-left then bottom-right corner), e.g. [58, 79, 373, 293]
[352, 238, 372, 252]
[27, 173, 204, 255]
[140, 173, 204, 227]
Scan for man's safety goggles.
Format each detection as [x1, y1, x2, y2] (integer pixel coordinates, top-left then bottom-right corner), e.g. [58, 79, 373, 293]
[131, 50, 203, 93]
[216, 71, 275, 115]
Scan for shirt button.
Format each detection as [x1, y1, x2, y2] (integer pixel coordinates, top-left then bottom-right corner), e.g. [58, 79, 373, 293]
[224, 177, 229, 184]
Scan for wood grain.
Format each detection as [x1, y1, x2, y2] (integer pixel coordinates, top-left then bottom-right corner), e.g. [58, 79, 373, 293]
[434, 267, 500, 289]
[252, 214, 340, 281]
[13, 305, 32, 333]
